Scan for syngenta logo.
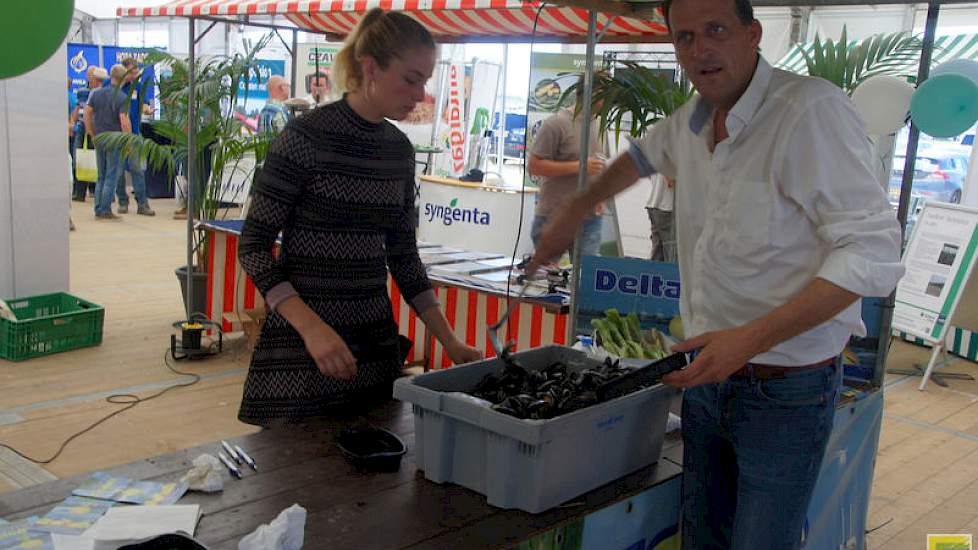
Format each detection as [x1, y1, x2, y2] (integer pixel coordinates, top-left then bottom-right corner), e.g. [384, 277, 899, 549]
[424, 198, 491, 227]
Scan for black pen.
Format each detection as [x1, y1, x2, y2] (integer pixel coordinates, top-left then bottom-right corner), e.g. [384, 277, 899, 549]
[221, 440, 242, 464]
[218, 451, 243, 479]
[235, 445, 258, 471]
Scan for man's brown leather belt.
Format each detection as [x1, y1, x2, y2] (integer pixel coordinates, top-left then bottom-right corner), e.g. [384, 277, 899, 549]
[731, 357, 836, 380]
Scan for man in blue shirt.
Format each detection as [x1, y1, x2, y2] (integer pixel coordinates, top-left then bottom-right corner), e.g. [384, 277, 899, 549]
[85, 64, 130, 220]
[117, 58, 155, 216]
[257, 75, 291, 135]
[71, 66, 105, 201]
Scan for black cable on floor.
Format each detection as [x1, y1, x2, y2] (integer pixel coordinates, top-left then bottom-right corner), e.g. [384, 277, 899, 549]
[0, 349, 203, 465]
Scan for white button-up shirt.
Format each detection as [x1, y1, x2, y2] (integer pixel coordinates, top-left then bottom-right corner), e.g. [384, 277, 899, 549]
[628, 56, 905, 366]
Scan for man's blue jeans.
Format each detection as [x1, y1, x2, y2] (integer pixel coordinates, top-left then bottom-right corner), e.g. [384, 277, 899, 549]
[681, 361, 842, 550]
[531, 214, 602, 262]
[117, 155, 149, 207]
[94, 147, 123, 215]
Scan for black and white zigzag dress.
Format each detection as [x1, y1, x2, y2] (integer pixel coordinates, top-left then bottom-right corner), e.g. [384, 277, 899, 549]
[237, 98, 434, 426]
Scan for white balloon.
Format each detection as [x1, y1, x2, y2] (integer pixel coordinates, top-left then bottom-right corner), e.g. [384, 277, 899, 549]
[852, 75, 915, 135]
[931, 58, 978, 85]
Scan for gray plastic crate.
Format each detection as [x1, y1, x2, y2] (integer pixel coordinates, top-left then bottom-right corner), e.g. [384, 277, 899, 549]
[393, 346, 678, 513]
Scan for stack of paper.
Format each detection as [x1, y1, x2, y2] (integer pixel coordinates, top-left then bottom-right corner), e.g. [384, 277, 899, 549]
[73, 472, 187, 505]
[31, 496, 114, 536]
[91, 505, 201, 550]
[0, 516, 53, 549]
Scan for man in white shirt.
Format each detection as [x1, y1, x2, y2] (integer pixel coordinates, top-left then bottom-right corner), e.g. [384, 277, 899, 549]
[528, 0, 904, 548]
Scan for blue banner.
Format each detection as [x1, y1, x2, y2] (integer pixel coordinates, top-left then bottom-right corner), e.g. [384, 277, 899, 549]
[101, 46, 156, 102]
[577, 256, 682, 337]
[67, 43, 100, 98]
[239, 59, 285, 114]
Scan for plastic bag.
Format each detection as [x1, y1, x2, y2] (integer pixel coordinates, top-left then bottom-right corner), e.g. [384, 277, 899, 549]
[180, 454, 224, 493]
[238, 504, 306, 550]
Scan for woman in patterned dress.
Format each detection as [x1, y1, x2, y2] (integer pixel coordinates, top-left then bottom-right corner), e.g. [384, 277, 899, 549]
[237, 9, 481, 426]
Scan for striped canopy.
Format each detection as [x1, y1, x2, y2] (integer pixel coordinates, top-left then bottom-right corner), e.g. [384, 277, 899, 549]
[776, 33, 978, 76]
[117, 0, 670, 42]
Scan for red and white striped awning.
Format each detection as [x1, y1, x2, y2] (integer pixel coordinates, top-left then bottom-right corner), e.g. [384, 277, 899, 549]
[117, 0, 669, 42]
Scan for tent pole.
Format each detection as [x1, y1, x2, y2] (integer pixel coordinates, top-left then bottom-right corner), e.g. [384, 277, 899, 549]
[186, 16, 197, 319]
[877, 0, 941, 387]
[567, 10, 598, 344]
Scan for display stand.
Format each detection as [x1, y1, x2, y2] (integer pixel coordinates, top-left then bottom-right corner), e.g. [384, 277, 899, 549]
[891, 202, 978, 389]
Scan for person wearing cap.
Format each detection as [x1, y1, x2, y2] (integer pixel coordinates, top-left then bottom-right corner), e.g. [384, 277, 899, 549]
[71, 65, 106, 201]
[85, 64, 130, 220]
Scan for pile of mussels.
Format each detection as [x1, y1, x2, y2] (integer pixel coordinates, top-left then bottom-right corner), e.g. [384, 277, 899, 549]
[469, 356, 631, 420]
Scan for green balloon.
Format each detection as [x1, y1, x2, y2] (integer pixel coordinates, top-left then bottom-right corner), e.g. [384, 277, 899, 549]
[0, 1, 75, 79]
[910, 73, 978, 138]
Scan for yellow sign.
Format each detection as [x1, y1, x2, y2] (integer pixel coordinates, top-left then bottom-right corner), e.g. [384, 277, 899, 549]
[928, 534, 973, 550]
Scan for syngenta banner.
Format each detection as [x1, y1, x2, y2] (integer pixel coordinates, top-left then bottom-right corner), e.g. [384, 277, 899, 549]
[423, 198, 491, 227]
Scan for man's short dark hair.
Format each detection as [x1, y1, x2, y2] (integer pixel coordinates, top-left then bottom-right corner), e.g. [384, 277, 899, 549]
[662, 0, 755, 30]
[120, 57, 138, 69]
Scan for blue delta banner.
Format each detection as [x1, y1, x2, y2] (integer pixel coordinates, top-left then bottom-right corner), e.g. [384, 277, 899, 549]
[577, 256, 682, 338]
[67, 43, 100, 97]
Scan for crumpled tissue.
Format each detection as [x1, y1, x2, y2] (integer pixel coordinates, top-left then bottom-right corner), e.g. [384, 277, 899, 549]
[238, 504, 306, 550]
[180, 454, 224, 493]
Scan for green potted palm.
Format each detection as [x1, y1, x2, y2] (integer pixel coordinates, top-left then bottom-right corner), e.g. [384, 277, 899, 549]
[96, 35, 275, 316]
[787, 27, 924, 95]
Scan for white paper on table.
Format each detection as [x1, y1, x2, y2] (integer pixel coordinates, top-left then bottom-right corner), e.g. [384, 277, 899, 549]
[52, 527, 96, 550]
[91, 505, 201, 549]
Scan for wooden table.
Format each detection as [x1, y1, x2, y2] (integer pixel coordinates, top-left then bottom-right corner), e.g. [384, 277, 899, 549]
[0, 401, 683, 549]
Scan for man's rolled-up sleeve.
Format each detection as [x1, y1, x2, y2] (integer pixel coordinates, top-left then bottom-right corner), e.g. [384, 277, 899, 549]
[779, 92, 905, 298]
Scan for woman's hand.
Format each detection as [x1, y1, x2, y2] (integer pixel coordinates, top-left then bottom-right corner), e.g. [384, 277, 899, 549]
[446, 339, 483, 366]
[299, 320, 358, 380]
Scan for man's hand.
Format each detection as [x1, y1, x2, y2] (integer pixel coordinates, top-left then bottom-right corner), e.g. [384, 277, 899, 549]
[663, 325, 766, 388]
[299, 320, 358, 380]
[446, 340, 483, 365]
[586, 156, 606, 175]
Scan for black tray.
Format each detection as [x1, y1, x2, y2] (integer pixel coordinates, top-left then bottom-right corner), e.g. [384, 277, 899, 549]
[336, 427, 407, 472]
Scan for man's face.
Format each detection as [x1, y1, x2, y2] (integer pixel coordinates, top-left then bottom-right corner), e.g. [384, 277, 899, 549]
[271, 81, 290, 101]
[310, 76, 330, 96]
[669, 0, 761, 110]
[124, 66, 140, 84]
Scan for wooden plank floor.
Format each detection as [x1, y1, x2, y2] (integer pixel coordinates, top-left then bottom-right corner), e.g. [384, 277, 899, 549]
[1, 198, 977, 547]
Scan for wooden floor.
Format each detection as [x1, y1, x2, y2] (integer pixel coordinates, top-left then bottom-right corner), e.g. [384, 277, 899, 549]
[1, 198, 977, 548]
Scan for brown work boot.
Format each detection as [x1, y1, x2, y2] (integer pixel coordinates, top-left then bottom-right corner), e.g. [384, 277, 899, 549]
[173, 207, 188, 220]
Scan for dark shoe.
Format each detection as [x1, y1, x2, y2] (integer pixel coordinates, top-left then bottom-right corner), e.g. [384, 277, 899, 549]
[137, 205, 156, 216]
[71, 196, 85, 202]
[69, 219, 75, 231]
[117, 204, 129, 214]
[95, 212, 121, 220]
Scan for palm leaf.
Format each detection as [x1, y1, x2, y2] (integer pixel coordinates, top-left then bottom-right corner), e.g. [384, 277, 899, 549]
[801, 26, 925, 95]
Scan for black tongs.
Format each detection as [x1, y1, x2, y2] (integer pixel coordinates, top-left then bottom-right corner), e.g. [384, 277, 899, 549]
[596, 352, 690, 401]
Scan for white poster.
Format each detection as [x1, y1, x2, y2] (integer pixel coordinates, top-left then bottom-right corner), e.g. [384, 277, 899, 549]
[296, 43, 343, 105]
[894, 202, 978, 341]
[432, 62, 468, 178]
[418, 181, 535, 257]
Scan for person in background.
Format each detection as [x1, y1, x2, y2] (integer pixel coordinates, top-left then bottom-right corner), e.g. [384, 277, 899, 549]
[528, 0, 904, 547]
[71, 66, 106, 202]
[646, 174, 676, 262]
[526, 73, 609, 265]
[257, 75, 291, 135]
[305, 70, 332, 106]
[237, 8, 482, 426]
[85, 64, 130, 220]
[116, 58, 155, 216]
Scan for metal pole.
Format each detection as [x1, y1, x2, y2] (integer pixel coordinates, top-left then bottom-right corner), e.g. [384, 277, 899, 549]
[290, 29, 298, 95]
[498, 44, 508, 168]
[186, 16, 197, 319]
[567, 10, 598, 344]
[876, 1, 940, 387]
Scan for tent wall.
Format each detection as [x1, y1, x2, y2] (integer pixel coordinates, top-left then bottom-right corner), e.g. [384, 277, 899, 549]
[0, 47, 71, 299]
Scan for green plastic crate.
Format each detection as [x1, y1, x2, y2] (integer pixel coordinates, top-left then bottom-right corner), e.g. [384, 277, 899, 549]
[0, 293, 104, 361]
